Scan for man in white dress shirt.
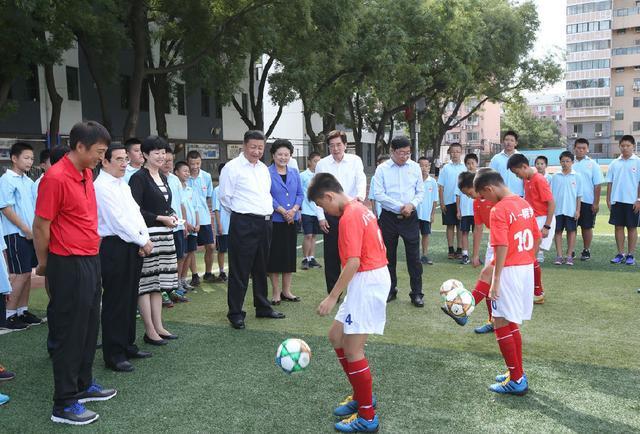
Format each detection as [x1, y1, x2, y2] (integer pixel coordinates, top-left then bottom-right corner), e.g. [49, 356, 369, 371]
[314, 130, 367, 293]
[219, 130, 285, 329]
[95, 145, 153, 372]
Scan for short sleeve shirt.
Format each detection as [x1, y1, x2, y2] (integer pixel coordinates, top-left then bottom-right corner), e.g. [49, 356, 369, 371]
[473, 198, 495, 228]
[417, 177, 438, 222]
[368, 176, 382, 217]
[0, 169, 35, 237]
[338, 201, 388, 271]
[299, 169, 318, 216]
[35, 155, 100, 256]
[524, 173, 553, 217]
[606, 155, 640, 205]
[490, 195, 540, 267]
[188, 170, 214, 225]
[437, 162, 466, 205]
[573, 157, 604, 205]
[212, 186, 230, 235]
[167, 173, 184, 231]
[455, 187, 474, 217]
[490, 151, 524, 196]
[551, 171, 582, 217]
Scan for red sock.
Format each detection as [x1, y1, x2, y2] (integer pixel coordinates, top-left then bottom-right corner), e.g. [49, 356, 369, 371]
[334, 348, 349, 375]
[494, 325, 523, 382]
[508, 323, 523, 373]
[533, 260, 543, 296]
[347, 358, 375, 420]
[472, 280, 490, 305]
[485, 298, 492, 321]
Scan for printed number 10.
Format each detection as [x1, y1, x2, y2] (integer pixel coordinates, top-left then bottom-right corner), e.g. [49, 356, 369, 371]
[514, 228, 534, 252]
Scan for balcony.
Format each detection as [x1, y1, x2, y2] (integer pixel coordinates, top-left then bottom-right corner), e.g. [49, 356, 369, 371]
[612, 7, 640, 30]
[566, 107, 610, 119]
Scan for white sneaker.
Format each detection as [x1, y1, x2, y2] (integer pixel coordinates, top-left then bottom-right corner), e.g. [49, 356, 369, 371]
[181, 278, 194, 290]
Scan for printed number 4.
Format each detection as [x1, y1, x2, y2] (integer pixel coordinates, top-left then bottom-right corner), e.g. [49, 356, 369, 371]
[345, 314, 353, 325]
[514, 228, 534, 252]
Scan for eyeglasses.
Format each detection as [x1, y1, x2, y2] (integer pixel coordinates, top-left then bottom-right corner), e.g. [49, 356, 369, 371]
[394, 150, 412, 156]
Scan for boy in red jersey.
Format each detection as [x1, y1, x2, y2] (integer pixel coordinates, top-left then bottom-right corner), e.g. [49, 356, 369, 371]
[441, 169, 496, 333]
[507, 154, 556, 304]
[473, 169, 540, 395]
[309, 173, 390, 433]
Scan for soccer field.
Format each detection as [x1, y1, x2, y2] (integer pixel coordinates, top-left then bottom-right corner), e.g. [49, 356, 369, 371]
[1, 205, 639, 432]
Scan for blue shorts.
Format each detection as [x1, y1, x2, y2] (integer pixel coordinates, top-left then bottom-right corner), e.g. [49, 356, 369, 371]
[608, 202, 640, 228]
[441, 203, 460, 227]
[418, 219, 431, 236]
[578, 202, 596, 229]
[301, 214, 322, 235]
[5, 234, 37, 274]
[555, 215, 578, 233]
[460, 216, 475, 233]
[186, 235, 198, 253]
[173, 230, 186, 260]
[216, 234, 228, 253]
[197, 224, 215, 246]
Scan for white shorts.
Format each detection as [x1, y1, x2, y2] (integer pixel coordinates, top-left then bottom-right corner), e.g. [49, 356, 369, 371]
[491, 264, 533, 325]
[484, 245, 494, 265]
[536, 215, 555, 251]
[335, 266, 391, 335]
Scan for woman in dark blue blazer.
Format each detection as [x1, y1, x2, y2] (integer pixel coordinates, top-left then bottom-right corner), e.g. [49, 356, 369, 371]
[267, 139, 304, 304]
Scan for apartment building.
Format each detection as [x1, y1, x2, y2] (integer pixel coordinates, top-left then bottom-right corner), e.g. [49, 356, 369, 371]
[566, 0, 640, 157]
[527, 93, 567, 138]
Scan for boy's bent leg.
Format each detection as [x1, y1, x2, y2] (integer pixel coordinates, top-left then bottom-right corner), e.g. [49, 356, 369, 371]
[342, 334, 375, 421]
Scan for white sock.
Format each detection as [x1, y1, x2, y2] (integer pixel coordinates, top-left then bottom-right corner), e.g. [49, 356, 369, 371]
[17, 306, 27, 315]
[6, 309, 17, 319]
[462, 250, 468, 256]
[309, 256, 315, 260]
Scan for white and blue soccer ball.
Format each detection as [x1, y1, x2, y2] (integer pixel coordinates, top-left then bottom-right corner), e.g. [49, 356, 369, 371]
[439, 278, 465, 297]
[442, 287, 475, 317]
[275, 338, 311, 374]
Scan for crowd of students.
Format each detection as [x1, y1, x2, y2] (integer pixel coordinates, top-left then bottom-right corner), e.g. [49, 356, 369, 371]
[0, 121, 638, 428]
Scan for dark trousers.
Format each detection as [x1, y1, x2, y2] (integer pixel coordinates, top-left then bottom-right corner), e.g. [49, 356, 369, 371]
[0, 291, 5, 327]
[47, 253, 101, 408]
[100, 236, 143, 364]
[379, 210, 423, 298]
[227, 213, 273, 322]
[323, 214, 342, 293]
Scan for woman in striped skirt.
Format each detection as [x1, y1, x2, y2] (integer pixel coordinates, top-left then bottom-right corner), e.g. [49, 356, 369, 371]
[129, 136, 180, 345]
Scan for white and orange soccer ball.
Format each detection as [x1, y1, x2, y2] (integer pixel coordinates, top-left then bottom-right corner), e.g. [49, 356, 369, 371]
[439, 279, 465, 297]
[442, 287, 476, 317]
[275, 338, 311, 374]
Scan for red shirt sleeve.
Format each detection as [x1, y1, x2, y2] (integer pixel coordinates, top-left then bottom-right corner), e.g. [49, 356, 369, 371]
[35, 175, 62, 222]
[473, 200, 482, 226]
[490, 206, 509, 247]
[535, 176, 553, 203]
[339, 210, 365, 261]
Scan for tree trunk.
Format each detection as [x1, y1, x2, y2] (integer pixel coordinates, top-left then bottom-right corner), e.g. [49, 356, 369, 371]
[149, 75, 170, 140]
[123, 0, 148, 140]
[302, 98, 324, 153]
[44, 63, 63, 140]
[77, 35, 112, 134]
[0, 80, 12, 115]
[347, 95, 363, 157]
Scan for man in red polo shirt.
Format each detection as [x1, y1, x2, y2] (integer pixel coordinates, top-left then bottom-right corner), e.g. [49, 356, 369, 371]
[33, 121, 117, 426]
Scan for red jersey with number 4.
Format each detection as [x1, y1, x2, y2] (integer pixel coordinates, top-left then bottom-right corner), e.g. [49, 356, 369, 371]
[525, 172, 553, 217]
[338, 201, 388, 271]
[473, 198, 495, 229]
[490, 195, 541, 266]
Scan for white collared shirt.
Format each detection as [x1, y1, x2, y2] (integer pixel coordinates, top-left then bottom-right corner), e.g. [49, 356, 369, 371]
[314, 153, 366, 220]
[219, 153, 273, 215]
[94, 170, 150, 246]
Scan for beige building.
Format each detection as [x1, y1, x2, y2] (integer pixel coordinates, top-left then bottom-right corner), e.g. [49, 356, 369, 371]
[566, 0, 640, 157]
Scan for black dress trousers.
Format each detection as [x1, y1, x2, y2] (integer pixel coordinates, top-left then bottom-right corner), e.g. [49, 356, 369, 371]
[322, 214, 342, 293]
[227, 212, 273, 322]
[379, 209, 423, 299]
[100, 236, 143, 364]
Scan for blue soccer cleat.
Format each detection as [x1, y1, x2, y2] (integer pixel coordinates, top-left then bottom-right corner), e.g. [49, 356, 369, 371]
[440, 306, 468, 326]
[495, 371, 527, 383]
[334, 395, 377, 418]
[0, 393, 9, 406]
[335, 414, 379, 433]
[489, 375, 529, 396]
[474, 322, 494, 334]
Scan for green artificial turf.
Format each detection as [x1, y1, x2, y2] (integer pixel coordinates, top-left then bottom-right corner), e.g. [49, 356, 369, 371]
[1, 189, 639, 432]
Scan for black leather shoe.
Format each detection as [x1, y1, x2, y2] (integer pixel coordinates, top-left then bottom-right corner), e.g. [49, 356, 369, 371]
[256, 311, 286, 319]
[127, 350, 152, 359]
[411, 295, 425, 307]
[387, 291, 398, 303]
[159, 333, 178, 340]
[230, 319, 245, 329]
[106, 360, 134, 372]
[143, 334, 168, 346]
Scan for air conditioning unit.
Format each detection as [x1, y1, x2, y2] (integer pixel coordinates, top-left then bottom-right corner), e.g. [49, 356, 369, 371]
[595, 132, 603, 137]
[633, 85, 640, 92]
[570, 133, 579, 138]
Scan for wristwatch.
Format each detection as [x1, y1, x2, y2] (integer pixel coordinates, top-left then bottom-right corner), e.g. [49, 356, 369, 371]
[543, 225, 551, 230]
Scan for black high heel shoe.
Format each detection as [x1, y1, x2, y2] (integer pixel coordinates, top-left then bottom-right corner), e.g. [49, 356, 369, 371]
[281, 294, 301, 302]
[159, 333, 178, 340]
[144, 334, 168, 346]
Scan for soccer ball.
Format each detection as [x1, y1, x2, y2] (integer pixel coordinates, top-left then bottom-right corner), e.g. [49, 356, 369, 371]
[439, 279, 465, 296]
[275, 338, 311, 374]
[442, 287, 475, 317]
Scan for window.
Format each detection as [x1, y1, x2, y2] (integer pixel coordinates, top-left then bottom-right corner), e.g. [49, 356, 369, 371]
[567, 40, 610, 53]
[567, 59, 610, 71]
[566, 97, 610, 108]
[566, 20, 611, 34]
[446, 132, 460, 142]
[552, 105, 560, 112]
[66, 66, 80, 101]
[615, 67, 625, 73]
[176, 83, 185, 115]
[537, 105, 545, 112]
[568, 2, 612, 16]
[201, 89, 210, 117]
[467, 114, 479, 125]
[615, 130, 624, 140]
[594, 143, 604, 153]
[241, 93, 249, 114]
[615, 110, 624, 120]
[120, 75, 130, 109]
[616, 85, 624, 96]
[634, 78, 640, 91]
[613, 46, 640, 56]
[634, 97, 640, 107]
[595, 123, 603, 133]
[634, 121, 640, 131]
[466, 132, 479, 142]
[573, 124, 583, 134]
[566, 78, 610, 89]
[618, 29, 627, 35]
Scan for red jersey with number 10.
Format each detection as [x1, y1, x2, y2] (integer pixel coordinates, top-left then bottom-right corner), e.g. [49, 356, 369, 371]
[489, 195, 541, 266]
[338, 201, 388, 271]
[473, 198, 495, 229]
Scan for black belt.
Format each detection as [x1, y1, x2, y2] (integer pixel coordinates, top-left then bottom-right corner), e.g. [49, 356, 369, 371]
[232, 212, 271, 221]
[382, 209, 415, 220]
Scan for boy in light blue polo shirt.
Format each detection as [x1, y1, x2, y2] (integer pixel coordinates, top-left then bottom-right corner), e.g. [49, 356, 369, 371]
[368, 154, 390, 219]
[455, 153, 478, 265]
[551, 151, 583, 266]
[490, 130, 524, 197]
[0, 142, 40, 330]
[438, 143, 466, 259]
[300, 152, 323, 270]
[176, 161, 201, 290]
[213, 162, 231, 282]
[417, 157, 438, 265]
[534, 156, 552, 184]
[606, 135, 640, 265]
